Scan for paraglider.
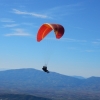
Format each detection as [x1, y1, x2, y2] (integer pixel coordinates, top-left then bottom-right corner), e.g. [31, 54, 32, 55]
[37, 23, 65, 42]
[37, 23, 65, 72]
[42, 66, 49, 73]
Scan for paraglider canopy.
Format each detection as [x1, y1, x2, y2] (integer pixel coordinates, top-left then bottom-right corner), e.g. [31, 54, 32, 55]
[37, 23, 65, 42]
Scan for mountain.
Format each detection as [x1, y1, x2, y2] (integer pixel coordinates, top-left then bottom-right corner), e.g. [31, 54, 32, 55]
[0, 68, 100, 100]
[0, 68, 83, 89]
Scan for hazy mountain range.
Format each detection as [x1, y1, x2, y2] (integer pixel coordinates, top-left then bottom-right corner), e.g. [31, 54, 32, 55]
[0, 68, 100, 100]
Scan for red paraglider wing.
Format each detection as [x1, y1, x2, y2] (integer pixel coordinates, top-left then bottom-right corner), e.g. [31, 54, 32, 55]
[37, 23, 64, 42]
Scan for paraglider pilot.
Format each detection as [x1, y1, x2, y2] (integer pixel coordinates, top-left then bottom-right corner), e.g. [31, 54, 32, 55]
[42, 66, 49, 73]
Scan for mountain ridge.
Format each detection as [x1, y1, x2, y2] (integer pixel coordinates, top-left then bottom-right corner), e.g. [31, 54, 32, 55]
[0, 68, 100, 100]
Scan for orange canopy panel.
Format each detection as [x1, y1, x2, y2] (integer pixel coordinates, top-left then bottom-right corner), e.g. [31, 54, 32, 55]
[37, 23, 65, 42]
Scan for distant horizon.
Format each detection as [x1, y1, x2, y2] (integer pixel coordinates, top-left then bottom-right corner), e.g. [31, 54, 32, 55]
[0, 67, 99, 78]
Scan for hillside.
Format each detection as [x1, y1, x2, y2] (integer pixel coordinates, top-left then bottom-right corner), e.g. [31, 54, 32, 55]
[0, 68, 100, 100]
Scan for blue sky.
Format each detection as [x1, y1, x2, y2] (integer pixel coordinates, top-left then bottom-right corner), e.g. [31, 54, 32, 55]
[0, 0, 100, 77]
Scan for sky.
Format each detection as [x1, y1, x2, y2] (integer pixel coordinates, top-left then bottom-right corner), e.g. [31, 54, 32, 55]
[0, 0, 100, 78]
